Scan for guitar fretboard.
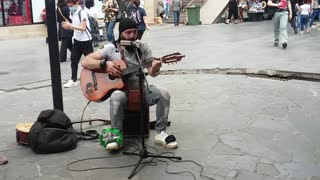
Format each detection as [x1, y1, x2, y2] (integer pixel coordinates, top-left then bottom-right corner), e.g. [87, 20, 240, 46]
[121, 61, 153, 75]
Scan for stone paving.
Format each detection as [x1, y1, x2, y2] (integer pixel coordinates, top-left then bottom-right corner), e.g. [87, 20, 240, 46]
[0, 21, 319, 180]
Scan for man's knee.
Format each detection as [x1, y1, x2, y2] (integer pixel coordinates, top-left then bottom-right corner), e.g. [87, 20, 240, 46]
[110, 91, 127, 104]
[160, 88, 171, 101]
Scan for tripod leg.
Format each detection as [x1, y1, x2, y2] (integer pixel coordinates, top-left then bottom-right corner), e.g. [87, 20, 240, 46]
[128, 158, 143, 179]
[148, 154, 182, 160]
[122, 152, 139, 156]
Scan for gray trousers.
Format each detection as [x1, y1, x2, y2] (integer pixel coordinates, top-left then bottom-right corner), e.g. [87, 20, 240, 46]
[273, 11, 289, 44]
[109, 85, 171, 134]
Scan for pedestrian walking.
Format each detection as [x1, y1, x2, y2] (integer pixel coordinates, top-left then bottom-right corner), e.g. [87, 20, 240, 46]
[165, 0, 171, 19]
[309, 0, 320, 30]
[225, 0, 239, 24]
[41, 8, 48, 43]
[172, 0, 182, 26]
[290, 0, 298, 33]
[128, 0, 149, 40]
[57, 0, 73, 62]
[61, 0, 93, 88]
[267, 0, 293, 49]
[298, 0, 311, 33]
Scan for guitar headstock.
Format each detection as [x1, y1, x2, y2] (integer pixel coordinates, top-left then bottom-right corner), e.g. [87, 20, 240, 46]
[155, 52, 185, 64]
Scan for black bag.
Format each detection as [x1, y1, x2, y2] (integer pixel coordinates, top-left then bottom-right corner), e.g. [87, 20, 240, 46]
[116, 11, 125, 22]
[267, 0, 280, 19]
[29, 109, 78, 154]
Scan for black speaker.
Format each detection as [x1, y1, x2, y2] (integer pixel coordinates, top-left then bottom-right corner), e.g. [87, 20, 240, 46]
[123, 106, 150, 138]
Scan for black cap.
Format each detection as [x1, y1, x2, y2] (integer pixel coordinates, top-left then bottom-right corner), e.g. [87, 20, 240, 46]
[119, 18, 138, 35]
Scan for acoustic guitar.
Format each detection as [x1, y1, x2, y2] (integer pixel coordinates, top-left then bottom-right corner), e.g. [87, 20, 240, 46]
[80, 52, 185, 102]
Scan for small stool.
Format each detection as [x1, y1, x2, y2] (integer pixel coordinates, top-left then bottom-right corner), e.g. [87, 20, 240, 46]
[123, 105, 150, 138]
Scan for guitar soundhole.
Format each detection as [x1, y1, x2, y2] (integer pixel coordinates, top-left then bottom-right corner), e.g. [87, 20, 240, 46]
[108, 74, 117, 80]
[86, 83, 94, 95]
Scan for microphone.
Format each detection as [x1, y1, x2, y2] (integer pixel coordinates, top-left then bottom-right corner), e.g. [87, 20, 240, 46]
[120, 40, 142, 48]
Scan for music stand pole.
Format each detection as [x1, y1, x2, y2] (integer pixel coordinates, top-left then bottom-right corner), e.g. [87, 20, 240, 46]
[122, 47, 181, 179]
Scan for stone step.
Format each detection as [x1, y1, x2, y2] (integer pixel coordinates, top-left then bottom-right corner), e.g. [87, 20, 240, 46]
[0, 24, 46, 40]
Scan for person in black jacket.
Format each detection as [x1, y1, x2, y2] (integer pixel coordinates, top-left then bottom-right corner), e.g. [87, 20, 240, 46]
[225, 0, 239, 24]
[290, 0, 298, 34]
[57, 0, 74, 62]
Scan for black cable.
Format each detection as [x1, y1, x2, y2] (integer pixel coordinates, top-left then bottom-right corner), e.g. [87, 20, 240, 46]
[68, 101, 214, 179]
[165, 153, 215, 180]
[146, 144, 215, 180]
[66, 140, 156, 171]
[74, 100, 108, 141]
[80, 100, 91, 135]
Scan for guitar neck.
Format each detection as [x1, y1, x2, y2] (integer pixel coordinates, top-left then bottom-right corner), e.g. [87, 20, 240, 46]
[121, 61, 153, 76]
[120, 53, 183, 75]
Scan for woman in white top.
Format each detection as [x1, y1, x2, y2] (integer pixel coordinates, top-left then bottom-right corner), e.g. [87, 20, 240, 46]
[62, 0, 94, 88]
[298, 0, 311, 33]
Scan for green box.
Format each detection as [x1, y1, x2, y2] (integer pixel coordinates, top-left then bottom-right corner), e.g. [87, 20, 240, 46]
[187, 6, 201, 26]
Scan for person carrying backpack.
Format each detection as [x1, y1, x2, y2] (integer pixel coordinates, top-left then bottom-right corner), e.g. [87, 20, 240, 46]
[128, 0, 149, 40]
[61, 0, 93, 88]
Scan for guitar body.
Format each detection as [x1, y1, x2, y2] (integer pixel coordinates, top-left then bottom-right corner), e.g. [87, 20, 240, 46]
[16, 122, 34, 145]
[80, 60, 127, 102]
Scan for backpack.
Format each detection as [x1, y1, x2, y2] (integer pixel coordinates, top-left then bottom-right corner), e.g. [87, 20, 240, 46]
[129, 7, 142, 25]
[29, 109, 78, 154]
[78, 9, 101, 41]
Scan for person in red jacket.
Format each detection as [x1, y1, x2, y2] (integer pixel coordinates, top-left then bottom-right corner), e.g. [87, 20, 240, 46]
[41, 8, 48, 43]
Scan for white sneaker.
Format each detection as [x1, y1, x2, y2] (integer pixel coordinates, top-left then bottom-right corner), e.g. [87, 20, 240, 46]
[105, 136, 122, 150]
[106, 142, 121, 150]
[155, 131, 178, 149]
[63, 80, 78, 88]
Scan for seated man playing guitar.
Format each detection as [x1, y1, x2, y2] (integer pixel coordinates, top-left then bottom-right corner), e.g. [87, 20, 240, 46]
[81, 18, 178, 150]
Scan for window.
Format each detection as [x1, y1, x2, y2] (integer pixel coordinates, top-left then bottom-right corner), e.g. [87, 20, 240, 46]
[1, 0, 32, 26]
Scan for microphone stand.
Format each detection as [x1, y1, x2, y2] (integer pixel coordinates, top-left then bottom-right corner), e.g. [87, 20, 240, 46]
[122, 45, 182, 179]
